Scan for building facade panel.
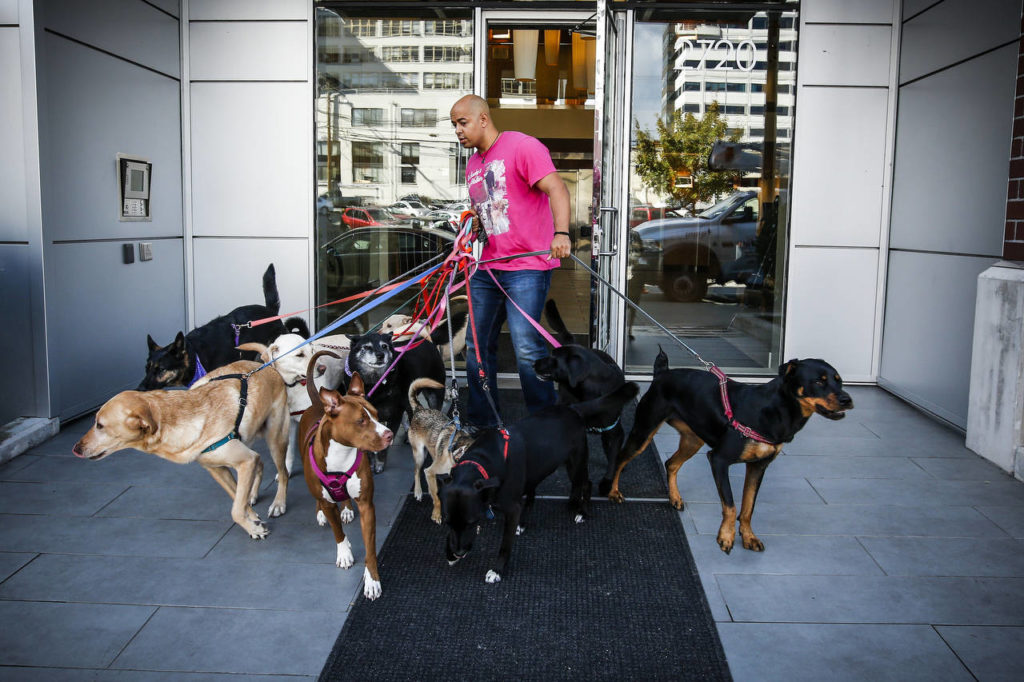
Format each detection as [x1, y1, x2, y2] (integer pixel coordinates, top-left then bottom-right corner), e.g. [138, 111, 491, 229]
[889, 45, 1016, 256]
[790, 86, 889, 248]
[899, 0, 1020, 86]
[189, 20, 307, 81]
[1, 28, 28, 243]
[784, 246, 879, 381]
[190, 81, 310, 237]
[797, 24, 891, 87]
[0, 245, 38, 425]
[188, 0, 305, 22]
[191, 237, 309, 330]
[37, 0, 180, 77]
[880, 250, 999, 427]
[801, 0, 895, 25]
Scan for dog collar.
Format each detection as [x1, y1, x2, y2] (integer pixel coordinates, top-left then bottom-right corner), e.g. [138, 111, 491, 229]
[709, 365, 775, 444]
[457, 459, 490, 480]
[187, 351, 207, 388]
[305, 419, 362, 501]
[587, 417, 620, 434]
[345, 353, 386, 385]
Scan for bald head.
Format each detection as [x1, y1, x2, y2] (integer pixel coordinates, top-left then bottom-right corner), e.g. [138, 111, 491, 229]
[451, 95, 499, 152]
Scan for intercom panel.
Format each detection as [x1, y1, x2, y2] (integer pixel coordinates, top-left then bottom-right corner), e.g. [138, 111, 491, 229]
[117, 154, 152, 221]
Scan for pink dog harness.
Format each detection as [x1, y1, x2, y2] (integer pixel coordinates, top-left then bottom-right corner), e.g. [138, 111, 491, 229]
[305, 419, 363, 502]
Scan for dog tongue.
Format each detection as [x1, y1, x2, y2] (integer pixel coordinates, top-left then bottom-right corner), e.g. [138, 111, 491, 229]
[300, 379, 307, 386]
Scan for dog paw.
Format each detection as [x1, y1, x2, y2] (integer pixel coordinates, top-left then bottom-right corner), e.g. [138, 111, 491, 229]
[340, 506, 355, 524]
[431, 509, 442, 525]
[414, 491, 423, 502]
[372, 460, 385, 475]
[574, 514, 585, 524]
[742, 535, 765, 552]
[336, 538, 354, 568]
[485, 570, 502, 584]
[363, 568, 382, 600]
[669, 496, 685, 511]
[515, 525, 525, 536]
[717, 536, 734, 554]
[316, 510, 327, 527]
[608, 490, 625, 504]
[248, 522, 269, 540]
[268, 501, 286, 518]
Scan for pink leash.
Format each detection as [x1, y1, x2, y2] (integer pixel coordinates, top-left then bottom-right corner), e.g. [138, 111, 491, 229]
[709, 366, 774, 444]
[483, 268, 562, 349]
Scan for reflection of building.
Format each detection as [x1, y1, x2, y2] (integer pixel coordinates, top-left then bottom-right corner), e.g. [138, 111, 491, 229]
[662, 16, 798, 145]
[315, 13, 473, 205]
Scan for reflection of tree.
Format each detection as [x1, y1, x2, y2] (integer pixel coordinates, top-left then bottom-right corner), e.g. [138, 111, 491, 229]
[633, 102, 741, 214]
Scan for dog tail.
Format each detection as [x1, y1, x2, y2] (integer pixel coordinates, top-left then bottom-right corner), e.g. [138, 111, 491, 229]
[408, 377, 445, 413]
[570, 381, 640, 423]
[307, 349, 341, 406]
[237, 342, 271, 363]
[262, 263, 280, 315]
[544, 299, 575, 345]
[285, 317, 311, 338]
[653, 345, 670, 377]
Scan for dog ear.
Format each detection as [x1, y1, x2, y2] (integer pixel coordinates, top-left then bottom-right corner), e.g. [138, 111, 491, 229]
[473, 477, 501, 492]
[566, 353, 588, 387]
[318, 387, 343, 415]
[171, 332, 186, 353]
[126, 405, 155, 436]
[347, 372, 365, 396]
[146, 334, 160, 352]
[778, 359, 799, 377]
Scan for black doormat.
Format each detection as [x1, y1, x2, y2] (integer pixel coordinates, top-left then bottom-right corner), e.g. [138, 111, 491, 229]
[319, 499, 731, 682]
[456, 388, 667, 498]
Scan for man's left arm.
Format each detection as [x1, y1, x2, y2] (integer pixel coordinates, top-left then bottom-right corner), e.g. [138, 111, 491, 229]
[535, 171, 571, 259]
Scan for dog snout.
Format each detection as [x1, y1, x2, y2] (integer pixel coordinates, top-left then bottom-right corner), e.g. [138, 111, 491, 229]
[72, 441, 86, 458]
[838, 392, 854, 409]
[381, 429, 394, 446]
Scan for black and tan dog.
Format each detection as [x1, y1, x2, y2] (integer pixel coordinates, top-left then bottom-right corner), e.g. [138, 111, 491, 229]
[609, 349, 853, 554]
[443, 381, 638, 584]
[139, 263, 309, 390]
[298, 350, 393, 601]
[534, 300, 630, 494]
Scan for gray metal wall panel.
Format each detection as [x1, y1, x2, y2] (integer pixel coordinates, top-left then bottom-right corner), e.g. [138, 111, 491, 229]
[0, 245, 38, 424]
[889, 45, 1015, 256]
[190, 82, 308, 238]
[188, 0, 306, 21]
[802, 0, 894, 24]
[880, 251, 998, 427]
[38, 0, 180, 78]
[798, 24, 892, 86]
[189, 20, 306, 81]
[37, 33, 183, 242]
[0, 28, 27, 243]
[47, 240, 186, 420]
[903, 0, 936, 18]
[900, 0, 1019, 85]
[0, 0, 17, 24]
[149, 0, 179, 18]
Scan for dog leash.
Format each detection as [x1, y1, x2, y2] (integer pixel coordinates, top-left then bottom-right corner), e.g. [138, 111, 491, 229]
[709, 365, 774, 444]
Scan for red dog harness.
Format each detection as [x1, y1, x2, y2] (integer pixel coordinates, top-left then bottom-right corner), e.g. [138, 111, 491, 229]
[305, 419, 363, 502]
[709, 366, 775, 444]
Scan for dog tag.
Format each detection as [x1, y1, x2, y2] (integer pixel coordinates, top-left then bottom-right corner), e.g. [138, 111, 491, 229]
[485, 507, 495, 520]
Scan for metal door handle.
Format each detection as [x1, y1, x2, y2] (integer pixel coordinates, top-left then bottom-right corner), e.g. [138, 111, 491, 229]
[595, 205, 619, 256]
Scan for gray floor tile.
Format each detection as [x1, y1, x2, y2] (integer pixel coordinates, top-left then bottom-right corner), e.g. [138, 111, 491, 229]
[0, 553, 363, 612]
[768, 454, 931, 479]
[912, 456, 1015, 480]
[0, 481, 128, 517]
[0, 455, 39, 478]
[717, 574, 1024, 624]
[810, 478, 1024, 507]
[0, 514, 231, 557]
[8, 451, 216, 487]
[696, 567, 731, 622]
[861, 417, 964, 442]
[976, 506, 1024, 538]
[719, 623, 972, 682]
[781, 436, 973, 458]
[935, 625, 1024, 682]
[689, 534, 884, 575]
[685, 502, 1010, 538]
[0, 601, 155, 668]
[674, 468, 825, 505]
[791, 416, 881, 440]
[95, 484, 250, 521]
[0, 669, 306, 681]
[859, 537, 1024, 577]
[111, 606, 341, 676]
[25, 416, 93, 457]
[0, 552, 36, 582]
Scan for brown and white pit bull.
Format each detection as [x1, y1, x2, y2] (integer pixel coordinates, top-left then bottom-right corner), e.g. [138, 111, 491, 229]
[298, 351, 393, 601]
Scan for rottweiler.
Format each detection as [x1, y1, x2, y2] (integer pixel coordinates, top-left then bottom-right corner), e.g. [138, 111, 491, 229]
[443, 380, 639, 584]
[533, 300, 629, 495]
[609, 348, 853, 554]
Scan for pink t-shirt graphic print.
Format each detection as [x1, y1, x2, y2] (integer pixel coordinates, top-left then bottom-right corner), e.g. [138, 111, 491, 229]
[465, 131, 559, 271]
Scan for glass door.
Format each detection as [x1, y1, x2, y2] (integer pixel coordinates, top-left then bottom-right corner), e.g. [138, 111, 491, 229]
[591, 0, 627, 359]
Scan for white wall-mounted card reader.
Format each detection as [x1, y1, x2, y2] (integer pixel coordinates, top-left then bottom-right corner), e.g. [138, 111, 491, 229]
[117, 154, 152, 221]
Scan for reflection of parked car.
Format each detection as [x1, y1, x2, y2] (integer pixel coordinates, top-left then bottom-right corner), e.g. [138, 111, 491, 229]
[388, 200, 430, 218]
[628, 205, 688, 228]
[340, 206, 400, 229]
[320, 225, 454, 312]
[631, 190, 760, 302]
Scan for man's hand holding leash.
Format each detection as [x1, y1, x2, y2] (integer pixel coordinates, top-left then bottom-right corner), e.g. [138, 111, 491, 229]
[549, 231, 571, 260]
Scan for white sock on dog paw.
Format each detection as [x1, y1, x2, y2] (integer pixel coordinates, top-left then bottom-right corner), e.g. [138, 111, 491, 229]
[485, 570, 502, 583]
[574, 514, 585, 524]
[317, 510, 327, 526]
[268, 501, 286, 518]
[336, 538, 354, 568]
[340, 506, 355, 524]
[515, 526, 525, 536]
[363, 567, 382, 600]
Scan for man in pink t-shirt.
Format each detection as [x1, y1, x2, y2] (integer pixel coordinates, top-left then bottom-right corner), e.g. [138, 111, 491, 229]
[450, 94, 571, 427]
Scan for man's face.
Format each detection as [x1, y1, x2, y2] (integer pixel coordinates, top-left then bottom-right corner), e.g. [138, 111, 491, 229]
[450, 103, 485, 149]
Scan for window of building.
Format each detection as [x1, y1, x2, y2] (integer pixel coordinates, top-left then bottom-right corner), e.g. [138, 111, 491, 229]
[423, 72, 467, 89]
[382, 19, 419, 37]
[425, 19, 467, 37]
[683, 103, 700, 113]
[347, 18, 376, 37]
[352, 108, 384, 126]
[450, 142, 467, 185]
[424, 45, 470, 63]
[395, 72, 419, 89]
[382, 46, 419, 62]
[683, 82, 701, 91]
[723, 104, 746, 115]
[401, 108, 436, 127]
[317, 47, 340, 64]
[352, 142, 384, 183]
[401, 143, 420, 184]
[706, 81, 727, 92]
[726, 82, 746, 93]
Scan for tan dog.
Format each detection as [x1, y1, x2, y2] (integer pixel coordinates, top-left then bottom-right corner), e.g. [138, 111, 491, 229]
[406, 378, 476, 524]
[298, 350, 393, 600]
[72, 360, 290, 539]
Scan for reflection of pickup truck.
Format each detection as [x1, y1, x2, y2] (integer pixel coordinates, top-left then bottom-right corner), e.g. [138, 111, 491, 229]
[630, 190, 760, 302]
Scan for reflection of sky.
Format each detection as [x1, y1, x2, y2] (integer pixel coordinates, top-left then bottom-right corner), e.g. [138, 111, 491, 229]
[631, 23, 667, 133]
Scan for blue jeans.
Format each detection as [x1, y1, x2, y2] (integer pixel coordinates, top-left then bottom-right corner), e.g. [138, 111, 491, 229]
[465, 268, 557, 427]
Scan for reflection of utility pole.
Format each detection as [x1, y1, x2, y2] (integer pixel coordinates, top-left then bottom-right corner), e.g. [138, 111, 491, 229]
[325, 94, 333, 193]
[759, 13, 778, 208]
